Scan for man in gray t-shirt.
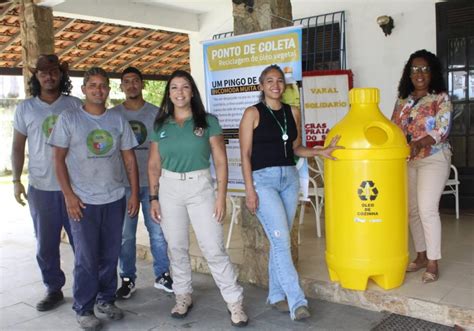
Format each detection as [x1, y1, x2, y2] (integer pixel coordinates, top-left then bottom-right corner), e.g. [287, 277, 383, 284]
[111, 67, 172, 300]
[48, 67, 139, 330]
[11, 54, 82, 312]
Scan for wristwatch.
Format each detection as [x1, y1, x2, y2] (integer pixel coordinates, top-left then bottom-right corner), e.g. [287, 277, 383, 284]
[149, 195, 159, 202]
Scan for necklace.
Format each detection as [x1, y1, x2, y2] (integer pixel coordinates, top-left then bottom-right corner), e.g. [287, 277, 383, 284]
[264, 102, 289, 158]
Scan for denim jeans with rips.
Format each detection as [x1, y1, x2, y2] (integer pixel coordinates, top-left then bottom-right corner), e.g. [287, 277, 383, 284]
[253, 166, 308, 320]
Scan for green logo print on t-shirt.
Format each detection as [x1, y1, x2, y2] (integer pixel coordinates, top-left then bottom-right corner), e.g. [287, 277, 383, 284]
[129, 120, 147, 146]
[87, 129, 114, 156]
[42, 115, 58, 138]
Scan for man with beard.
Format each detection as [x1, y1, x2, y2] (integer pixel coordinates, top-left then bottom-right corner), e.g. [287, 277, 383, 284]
[11, 54, 82, 311]
[111, 67, 173, 299]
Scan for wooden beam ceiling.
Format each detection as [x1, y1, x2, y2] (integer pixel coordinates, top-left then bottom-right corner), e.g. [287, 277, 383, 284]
[139, 42, 189, 72]
[0, 3, 190, 79]
[71, 26, 131, 67]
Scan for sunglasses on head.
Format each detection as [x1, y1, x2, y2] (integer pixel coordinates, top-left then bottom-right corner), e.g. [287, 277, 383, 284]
[410, 66, 431, 74]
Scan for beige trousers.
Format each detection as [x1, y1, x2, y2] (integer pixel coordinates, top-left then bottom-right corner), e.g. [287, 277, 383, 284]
[159, 168, 243, 304]
[408, 149, 451, 260]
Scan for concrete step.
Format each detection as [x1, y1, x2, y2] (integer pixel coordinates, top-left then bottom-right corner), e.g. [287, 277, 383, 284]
[136, 243, 473, 329]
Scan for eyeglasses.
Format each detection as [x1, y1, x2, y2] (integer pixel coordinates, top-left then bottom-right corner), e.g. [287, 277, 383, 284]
[410, 66, 431, 74]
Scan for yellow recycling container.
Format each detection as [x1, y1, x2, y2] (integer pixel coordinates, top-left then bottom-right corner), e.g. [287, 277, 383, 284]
[324, 88, 409, 291]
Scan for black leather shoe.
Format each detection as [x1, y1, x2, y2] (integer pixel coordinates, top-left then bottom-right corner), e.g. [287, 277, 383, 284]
[36, 291, 64, 311]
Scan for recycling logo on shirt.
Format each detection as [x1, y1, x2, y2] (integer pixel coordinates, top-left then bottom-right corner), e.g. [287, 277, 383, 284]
[357, 180, 378, 201]
[41, 115, 58, 138]
[129, 120, 147, 145]
[87, 129, 114, 156]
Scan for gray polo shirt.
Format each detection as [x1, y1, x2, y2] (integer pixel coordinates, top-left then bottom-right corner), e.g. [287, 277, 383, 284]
[13, 95, 83, 191]
[110, 102, 159, 187]
[48, 106, 138, 205]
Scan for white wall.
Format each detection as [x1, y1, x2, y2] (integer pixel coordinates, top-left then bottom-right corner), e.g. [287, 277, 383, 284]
[54, 0, 200, 32]
[188, 1, 234, 103]
[189, 0, 440, 117]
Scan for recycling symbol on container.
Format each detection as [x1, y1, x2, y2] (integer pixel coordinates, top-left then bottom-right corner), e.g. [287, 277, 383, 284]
[357, 181, 378, 201]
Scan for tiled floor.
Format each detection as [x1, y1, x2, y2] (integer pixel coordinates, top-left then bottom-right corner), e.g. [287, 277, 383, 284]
[0, 181, 390, 330]
[8, 172, 469, 313]
[141, 199, 474, 312]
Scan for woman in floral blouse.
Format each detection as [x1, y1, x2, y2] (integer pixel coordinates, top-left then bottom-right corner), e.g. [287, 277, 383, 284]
[392, 49, 452, 284]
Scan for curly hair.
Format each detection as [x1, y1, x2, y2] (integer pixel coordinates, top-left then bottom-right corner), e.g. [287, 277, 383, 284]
[154, 70, 210, 131]
[397, 49, 446, 99]
[27, 68, 73, 97]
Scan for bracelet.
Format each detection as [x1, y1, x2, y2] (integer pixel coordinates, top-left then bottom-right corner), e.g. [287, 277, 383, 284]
[149, 195, 159, 202]
[12, 179, 21, 183]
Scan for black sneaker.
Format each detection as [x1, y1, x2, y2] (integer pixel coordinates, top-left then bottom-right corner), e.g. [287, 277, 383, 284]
[36, 290, 64, 311]
[116, 277, 135, 299]
[154, 272, 173, 293]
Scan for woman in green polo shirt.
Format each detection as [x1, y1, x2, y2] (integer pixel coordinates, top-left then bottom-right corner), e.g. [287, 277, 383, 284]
[148, 70, 248, 327]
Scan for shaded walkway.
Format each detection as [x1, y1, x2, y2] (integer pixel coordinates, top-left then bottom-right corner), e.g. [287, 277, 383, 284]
[0, 182, 387, 330]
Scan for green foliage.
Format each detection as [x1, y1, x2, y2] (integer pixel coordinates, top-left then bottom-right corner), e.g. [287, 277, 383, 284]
[108, 80, 124, 107]
[143, 80, 167, 106]
[104, 79, 166, 108]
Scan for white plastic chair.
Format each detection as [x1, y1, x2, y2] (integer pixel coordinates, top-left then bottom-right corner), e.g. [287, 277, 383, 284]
[442, 164, 460, 219]
[298, 156, 325, 243]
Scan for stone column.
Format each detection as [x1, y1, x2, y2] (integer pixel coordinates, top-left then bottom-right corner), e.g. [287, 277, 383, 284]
[232, 0, 298, 287]
[233, 0, 293, 34]
[19, 0, 55, 96]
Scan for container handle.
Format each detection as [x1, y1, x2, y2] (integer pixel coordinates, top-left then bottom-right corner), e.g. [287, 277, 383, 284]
[364, 122, 393, 147]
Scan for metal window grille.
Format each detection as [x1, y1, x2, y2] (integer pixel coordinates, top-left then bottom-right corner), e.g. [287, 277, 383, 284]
[212, 11, 346, 71]
[213, 31, 235, 40]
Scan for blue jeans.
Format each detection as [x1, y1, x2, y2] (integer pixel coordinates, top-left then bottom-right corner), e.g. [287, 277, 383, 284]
[28, 185, 74, 293]
[253, 166, 308, 320]
[119, 187, 169, 281]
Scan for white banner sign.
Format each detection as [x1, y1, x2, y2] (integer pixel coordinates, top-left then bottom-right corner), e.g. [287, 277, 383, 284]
[203, 26, 305, 193]
[302, 73, 351, 147]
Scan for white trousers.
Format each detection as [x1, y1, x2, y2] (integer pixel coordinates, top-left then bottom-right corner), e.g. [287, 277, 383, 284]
[159, 168, 243, 304]
[408, 149, 451, 260]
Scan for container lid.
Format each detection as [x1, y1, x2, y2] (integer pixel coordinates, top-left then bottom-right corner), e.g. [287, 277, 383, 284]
[349, 88, 379, 104]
